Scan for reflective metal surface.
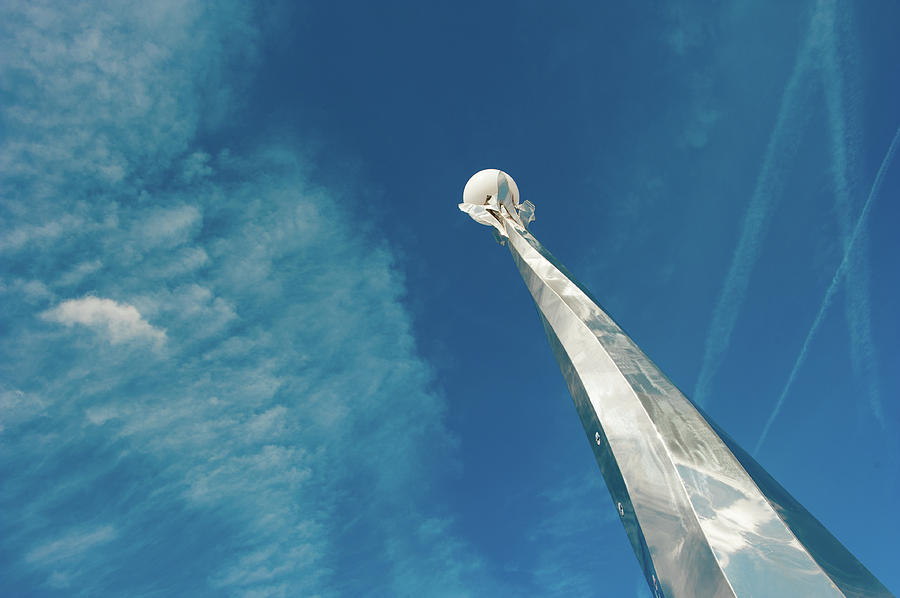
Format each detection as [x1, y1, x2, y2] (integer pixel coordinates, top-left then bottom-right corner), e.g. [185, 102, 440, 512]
[459, 174, 892, 598]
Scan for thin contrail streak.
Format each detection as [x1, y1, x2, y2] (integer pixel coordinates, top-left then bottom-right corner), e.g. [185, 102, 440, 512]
[819, 3, 884, 426]
[754, 125, 900, 455]
[692, 18, 819, 407]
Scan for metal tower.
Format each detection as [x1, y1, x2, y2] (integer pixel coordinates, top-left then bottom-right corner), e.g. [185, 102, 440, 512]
[459, 169, 892, 598]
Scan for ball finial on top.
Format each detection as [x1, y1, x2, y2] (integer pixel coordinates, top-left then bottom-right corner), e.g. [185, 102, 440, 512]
[458, 169, 533, 238]
[462, 169, 519, 206]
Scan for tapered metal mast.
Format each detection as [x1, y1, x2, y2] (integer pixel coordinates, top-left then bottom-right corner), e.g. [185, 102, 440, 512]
[459, 170, 892, 598]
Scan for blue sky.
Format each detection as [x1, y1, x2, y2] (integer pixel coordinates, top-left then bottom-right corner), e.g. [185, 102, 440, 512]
[1, 1, 898, 596]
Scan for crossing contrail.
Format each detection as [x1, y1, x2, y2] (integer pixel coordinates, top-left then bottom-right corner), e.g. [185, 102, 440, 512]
[755, 124, 900, 454]
[819, 3, 884, 426]
[692, 13, 820, 407]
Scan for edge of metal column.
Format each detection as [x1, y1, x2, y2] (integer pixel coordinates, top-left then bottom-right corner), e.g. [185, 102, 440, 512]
[505, 222, 735, 598]
[503, 220, 892, 598]
[705, 414, 893, 598]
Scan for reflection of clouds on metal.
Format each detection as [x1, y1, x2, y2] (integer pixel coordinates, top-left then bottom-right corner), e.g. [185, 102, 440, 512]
[461, 173, 892, 598]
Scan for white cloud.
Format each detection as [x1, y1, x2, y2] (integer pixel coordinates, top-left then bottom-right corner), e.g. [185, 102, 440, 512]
[0, 1, 254, 201]
[0, 215, 86, 253]
[0, 3, 491, 596]
[58, 260, 103, 287]
[42, 296, 166, 345]
[25, 525, 118, 567]
[84, 404, 119, 426]
[138, 204, 202, 250]
[180, 150, 214, 183]
[0, 388, 45, 433]
[523, 471, 623, 597]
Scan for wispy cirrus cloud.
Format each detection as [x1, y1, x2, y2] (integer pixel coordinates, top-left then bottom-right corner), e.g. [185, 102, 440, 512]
[22, 524, 119, 591]
[524, 470, 623, 597]
[25, 525, 118, 568]
[0, 2, 492, 596]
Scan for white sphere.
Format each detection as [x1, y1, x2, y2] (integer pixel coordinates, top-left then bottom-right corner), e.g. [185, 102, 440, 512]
[462, 169, 519, 206]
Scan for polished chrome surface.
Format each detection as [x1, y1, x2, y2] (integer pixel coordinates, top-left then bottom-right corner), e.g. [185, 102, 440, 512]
[459, 175, 892, 597]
